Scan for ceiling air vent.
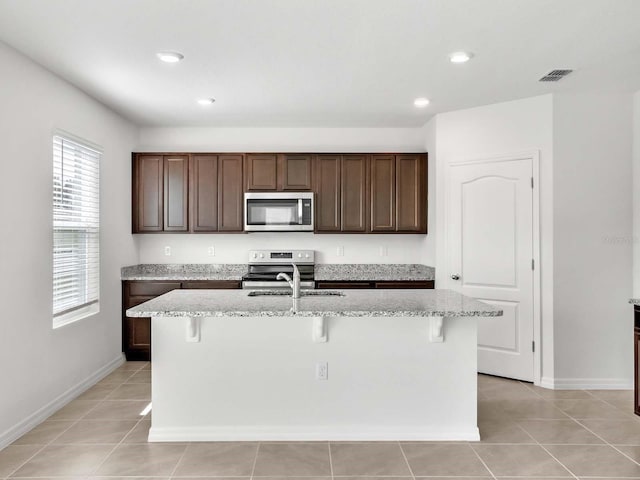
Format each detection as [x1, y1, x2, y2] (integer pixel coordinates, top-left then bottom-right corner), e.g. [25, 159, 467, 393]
[539, 69, 573, 82]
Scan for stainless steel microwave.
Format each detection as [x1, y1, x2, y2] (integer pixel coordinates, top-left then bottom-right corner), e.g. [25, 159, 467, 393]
[244, 192, 314, 231]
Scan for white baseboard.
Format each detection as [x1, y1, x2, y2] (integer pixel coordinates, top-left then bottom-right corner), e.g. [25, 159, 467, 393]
[540, 376, 633, 390]
[0, 353, 125, 450]
[148, 425, 481, 442]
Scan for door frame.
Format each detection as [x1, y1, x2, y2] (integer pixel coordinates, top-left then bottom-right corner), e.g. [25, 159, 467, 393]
[444, 151, 541, 385]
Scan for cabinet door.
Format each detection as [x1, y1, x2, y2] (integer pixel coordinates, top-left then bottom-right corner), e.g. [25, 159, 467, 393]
[163, 155, 189, 231]
[190, 155, 218, 232]
[341, 155, 368, 232]
[370, 154, 396, 231]
[315, 155, 341, 231]
[396, 154, 427, 232]
[134, 155, 163, 232]
[246, 154, 277, 191]
[218, 154, 245, 231]
[280, 154, 313, 190]
[636, 326, 640, 415]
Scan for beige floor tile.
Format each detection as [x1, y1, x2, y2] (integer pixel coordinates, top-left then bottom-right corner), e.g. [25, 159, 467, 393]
[472, 444, 570, 476]
[106, 383, 151, 401]
[414, 478, 491, 480]
[83, 400, 150, 420]
[481, 382, 542, 401]
[579, 418, 640, 444]
[545, 444, 640, 477]
[118, 361, 149, 371]
[401, 443, 490, 476]
[47, 401, 100, 421]
[253, 443, 331, 476]
[492, 399, 568, 419]
[329, 443, 410, 476]
[94, 444, 187, 476]
[10, 445, 113, 477]
[335, 477, 412, 480]
[0, 445, 41, 477]
[52, 420, 137, 444]
[173, 443, 258, 476]
[496, 478, 573, 480]
[98, 370, 136, 385]
[478, 420, 535, 443]
[614, 444, 640, 463]
[76, 383, 119, 401]
[125, 370, 151, 383]
[524, 385, 593, 400]
[588, 390, 635, 411]
[121, 420, 151, 443]
[12, 421, 74, 445]
[552, 399, 629, 419]
[518, 419, 604, 444]
[478, 400, 509, 421]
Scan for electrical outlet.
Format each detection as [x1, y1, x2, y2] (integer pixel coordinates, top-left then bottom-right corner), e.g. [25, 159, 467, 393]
[164, 246, 171, 256]
[336, 246, 344, 257]
[207, 246, 215, 256]
[379, 245, 388, 257]
[316, 362, 328, 381]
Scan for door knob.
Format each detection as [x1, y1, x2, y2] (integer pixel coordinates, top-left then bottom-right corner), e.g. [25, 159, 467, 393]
[451, 274, 460, 280]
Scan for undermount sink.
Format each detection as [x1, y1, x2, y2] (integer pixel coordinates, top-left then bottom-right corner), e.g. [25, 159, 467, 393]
[247, 290, 345, 297]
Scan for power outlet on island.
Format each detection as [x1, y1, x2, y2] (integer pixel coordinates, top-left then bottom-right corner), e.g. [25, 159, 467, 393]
[164, 246, 171, 256]
[336, 246, 344, 257]
[207, 246, 215, 256]
[316, 362, 328, 381]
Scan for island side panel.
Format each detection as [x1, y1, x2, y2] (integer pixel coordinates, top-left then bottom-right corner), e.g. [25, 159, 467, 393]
[150, 314, 478, 441]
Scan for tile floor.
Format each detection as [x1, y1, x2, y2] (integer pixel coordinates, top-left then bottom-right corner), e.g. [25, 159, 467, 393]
[2, 362, 640, 479]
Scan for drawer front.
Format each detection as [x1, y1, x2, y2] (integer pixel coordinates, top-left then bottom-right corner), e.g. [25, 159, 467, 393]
[127, 281, 181, 296]
[181, 280, 241, 289]
[316, 281, 373, 289]
[374, 281, 434, 289]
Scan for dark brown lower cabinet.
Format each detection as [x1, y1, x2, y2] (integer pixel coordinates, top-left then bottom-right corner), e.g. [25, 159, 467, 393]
[122, 280, 242, 360]
[316, 280, 434, 289]
[635, 306, 640, 415]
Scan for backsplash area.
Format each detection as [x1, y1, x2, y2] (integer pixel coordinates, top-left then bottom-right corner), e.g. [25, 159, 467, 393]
[137, 233, 433, 265]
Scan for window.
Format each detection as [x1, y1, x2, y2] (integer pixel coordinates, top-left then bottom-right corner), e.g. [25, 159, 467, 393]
[52, 134, 101, 328]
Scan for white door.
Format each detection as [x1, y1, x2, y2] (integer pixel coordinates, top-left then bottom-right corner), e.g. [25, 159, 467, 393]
[448, 158, 534, 381]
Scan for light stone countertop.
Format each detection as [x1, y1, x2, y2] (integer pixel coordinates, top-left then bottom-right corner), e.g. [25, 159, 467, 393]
[121, 263, 435, 282]
[126, 288, 502, 318]
[121, 264, 247, 281]
[314, 264, 434, 281]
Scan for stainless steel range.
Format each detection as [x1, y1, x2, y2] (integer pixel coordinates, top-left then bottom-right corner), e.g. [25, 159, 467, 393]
[242, 249, 315, 290]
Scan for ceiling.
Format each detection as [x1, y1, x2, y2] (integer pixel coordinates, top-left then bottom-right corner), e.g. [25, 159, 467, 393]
[0, 0, 639, 127]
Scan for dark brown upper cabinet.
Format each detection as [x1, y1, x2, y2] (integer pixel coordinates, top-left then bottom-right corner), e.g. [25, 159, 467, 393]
[245, 154, 278, 191]
[163, 155, 189, 231]
[190, 154, 244, 233]
[279, 154, 313, 190]
[245, 153, 313, 191]
[190, 155, 218, 232]
[315, 155, 341, 231]
[341, 155, 369, 232]
[133, 154, 163, 232]
[370, 154, 396, 232]
[396, 154, 427, 232]
[133, 154, 188, 233]
[218, 155, 245, 231]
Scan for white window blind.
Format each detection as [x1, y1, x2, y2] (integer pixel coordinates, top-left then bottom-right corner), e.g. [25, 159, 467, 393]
[53, 134, 100, 326]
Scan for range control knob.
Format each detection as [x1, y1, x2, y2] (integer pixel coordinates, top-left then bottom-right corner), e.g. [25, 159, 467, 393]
[252, 253, 257, 259]
[305, 253, 310, 258]
[259, 253, 264, 258]
[298, 253, 303, 258]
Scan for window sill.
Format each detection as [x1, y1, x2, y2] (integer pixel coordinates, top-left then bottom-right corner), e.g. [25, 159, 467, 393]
[53, 303, 100, 329]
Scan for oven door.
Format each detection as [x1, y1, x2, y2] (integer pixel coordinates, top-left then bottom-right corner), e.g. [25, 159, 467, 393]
[244, 193, 313, 231]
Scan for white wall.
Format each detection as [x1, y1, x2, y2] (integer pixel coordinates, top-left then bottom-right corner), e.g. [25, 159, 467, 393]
[553, 93, 633, 387]
[0, 41, 138, 446]
[136, 126, 433, 265]
[432, 95, 555, 382]
[633, 91, 640, 297]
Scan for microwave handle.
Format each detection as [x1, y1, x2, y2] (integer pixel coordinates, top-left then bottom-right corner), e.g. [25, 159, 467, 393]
[298, 199, 303, 224]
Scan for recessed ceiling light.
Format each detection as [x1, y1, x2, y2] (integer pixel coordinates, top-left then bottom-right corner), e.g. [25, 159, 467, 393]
[449, 51, 473, 63]
[197, 98, 216, 105]
[414, 97, 430, 108]
[156, 51, 184, 63]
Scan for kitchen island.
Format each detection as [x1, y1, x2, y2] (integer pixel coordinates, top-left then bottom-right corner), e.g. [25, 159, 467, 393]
[127, 289, 502, 442]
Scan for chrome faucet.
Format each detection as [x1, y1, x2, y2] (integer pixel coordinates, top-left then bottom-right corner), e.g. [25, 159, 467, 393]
[277, 263, 301, 299]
